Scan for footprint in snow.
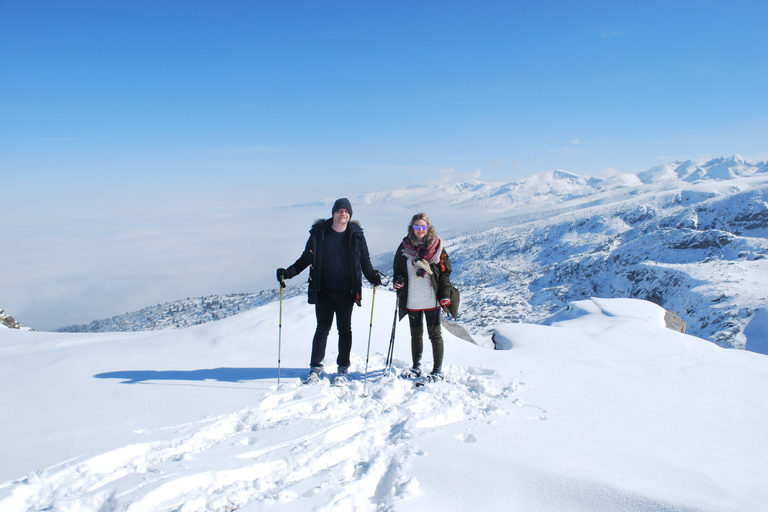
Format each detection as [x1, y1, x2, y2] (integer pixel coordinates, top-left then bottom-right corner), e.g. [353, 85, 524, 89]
[2, 356, 523, 512]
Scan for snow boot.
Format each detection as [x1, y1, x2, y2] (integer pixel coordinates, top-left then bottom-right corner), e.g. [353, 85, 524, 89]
[304, 366, 322, 384]
[423, 370, 444, 383]
[400, 366, 422, 379]
[427, 324, 444, 374]
[410, 325, 424, 371]
[333, 365, 350, 385]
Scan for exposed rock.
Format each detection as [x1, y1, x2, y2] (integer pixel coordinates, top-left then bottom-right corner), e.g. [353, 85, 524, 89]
[1, 308, 25, 330]
[440, 316, 477, 345]
[664, 309, 687, 333]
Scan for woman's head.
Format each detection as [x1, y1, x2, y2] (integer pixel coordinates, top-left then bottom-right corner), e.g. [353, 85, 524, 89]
[408, 213, 436, 244]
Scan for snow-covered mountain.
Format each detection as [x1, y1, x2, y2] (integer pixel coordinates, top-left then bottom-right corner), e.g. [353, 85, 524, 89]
[446, 161, 768, 349]
[59, 155, 768, 352]
[348, 169, 639, 211]
[351, 154, 768, 350]
[345, 154, 767, 211]
[638, 154, 768, 183]
[58, 289, 304, 333]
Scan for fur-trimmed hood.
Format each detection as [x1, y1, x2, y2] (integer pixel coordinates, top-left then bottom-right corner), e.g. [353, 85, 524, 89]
[310, 218, 363, 235]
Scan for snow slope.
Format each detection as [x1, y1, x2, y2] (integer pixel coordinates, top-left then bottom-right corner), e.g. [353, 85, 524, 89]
[2, 290, 767, 512]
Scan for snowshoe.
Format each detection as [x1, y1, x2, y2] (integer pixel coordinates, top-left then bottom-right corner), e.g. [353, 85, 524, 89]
[399, 366, 422, 379]
[415, 371, 444, 387]
[424, 371, 444, 383]
[304, 367, 322, 385]
[332, 366, 350, 386]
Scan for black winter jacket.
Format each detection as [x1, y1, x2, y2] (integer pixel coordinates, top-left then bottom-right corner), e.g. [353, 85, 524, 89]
[286, 219, 378, 306]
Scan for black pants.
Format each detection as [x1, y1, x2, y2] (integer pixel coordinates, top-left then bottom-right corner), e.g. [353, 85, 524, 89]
[311, 289, 355, 368]
[407, 307, 444, 372]
[407, 307, 441, 329]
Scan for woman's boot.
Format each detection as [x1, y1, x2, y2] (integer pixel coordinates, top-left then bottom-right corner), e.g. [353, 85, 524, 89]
[426, 324, 444, 380]
[401, 325, 423, 378]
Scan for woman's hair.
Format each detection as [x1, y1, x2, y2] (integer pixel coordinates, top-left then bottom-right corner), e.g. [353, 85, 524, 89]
[407, 213, 437, 245]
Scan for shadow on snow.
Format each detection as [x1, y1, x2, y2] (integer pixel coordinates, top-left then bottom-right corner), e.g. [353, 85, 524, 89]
[94, 367, 307, 384]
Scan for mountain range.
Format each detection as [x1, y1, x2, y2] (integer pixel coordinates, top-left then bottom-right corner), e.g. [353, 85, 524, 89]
[57, 155, 768, 352]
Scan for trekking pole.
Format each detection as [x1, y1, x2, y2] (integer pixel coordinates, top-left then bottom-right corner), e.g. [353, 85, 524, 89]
[362, 285, 377, 396]
[278, 277, 284, 389]
[363, 272, 389, 395]
[385, 290, 399, 373]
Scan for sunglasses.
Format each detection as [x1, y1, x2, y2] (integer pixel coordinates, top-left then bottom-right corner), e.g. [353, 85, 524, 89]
[412, 225, 429, 231]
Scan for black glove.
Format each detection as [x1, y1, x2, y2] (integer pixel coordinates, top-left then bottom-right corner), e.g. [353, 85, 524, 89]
[371, 273, 382, 287]
[276, 268, 292, 287]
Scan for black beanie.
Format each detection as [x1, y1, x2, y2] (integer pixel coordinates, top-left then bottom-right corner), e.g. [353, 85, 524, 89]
[332, 198, 353, 217]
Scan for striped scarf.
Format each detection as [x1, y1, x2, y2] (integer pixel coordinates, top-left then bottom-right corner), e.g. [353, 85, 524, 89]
[402, 237, 442, 277]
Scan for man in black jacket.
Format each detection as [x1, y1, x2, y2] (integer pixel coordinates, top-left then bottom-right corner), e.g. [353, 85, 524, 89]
[277, 198, 381, 384]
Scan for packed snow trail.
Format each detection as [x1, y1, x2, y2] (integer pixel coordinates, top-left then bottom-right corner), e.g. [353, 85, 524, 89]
[0, 356, 520, 512]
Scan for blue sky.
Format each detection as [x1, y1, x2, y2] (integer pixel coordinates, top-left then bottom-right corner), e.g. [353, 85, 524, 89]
[3, 0, 766, 207]
[1, 0, 767, 328]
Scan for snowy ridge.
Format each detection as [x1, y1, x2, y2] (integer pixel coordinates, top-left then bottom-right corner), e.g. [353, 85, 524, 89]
[638, 154, 768, 183]
[340, 154, 766, 211]
[58, 288, 305, 333]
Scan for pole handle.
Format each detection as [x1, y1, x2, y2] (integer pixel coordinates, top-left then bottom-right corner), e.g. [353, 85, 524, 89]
[369, 285, 376, 325]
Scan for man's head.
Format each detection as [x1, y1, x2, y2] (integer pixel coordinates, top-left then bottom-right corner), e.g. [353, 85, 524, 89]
[332, 198, 353, 218]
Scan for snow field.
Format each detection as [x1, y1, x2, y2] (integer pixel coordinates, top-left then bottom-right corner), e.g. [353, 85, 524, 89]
[1, 355, 518, 512]
[2, 290, 767, 511]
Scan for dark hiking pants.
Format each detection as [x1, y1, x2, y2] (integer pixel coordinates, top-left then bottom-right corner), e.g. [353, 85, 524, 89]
[311, 289, 355, 368]
[407, 307, 444, 373]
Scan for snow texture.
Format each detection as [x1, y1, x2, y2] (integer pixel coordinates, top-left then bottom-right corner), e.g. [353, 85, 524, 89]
[1, 292, 767, 511]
